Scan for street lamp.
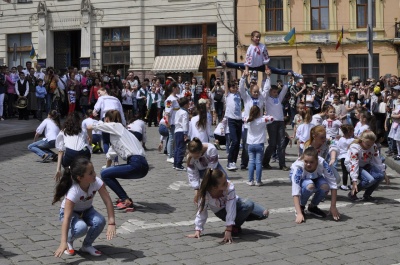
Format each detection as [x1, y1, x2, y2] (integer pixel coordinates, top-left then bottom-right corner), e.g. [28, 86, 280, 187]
[316, 47, 322, 62]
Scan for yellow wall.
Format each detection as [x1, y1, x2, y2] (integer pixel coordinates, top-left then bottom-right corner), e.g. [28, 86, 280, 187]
[237, 0, 400, 80]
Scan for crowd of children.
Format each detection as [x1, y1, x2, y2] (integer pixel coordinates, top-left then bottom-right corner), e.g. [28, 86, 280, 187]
[22, 31, 400, 258]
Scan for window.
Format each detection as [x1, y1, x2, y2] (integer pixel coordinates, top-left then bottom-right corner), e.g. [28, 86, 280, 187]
[348, 54, 379, 81]
[301, 63, 338, 85]
[265, 56, 292, 84]
[17, 0, 32, 2]
[7, 33, 32, 67]
[356, 0, 375, 28]
[102, 27, 130, 66]
[265, 0, 283, 31]
[311, 0, 329, 30]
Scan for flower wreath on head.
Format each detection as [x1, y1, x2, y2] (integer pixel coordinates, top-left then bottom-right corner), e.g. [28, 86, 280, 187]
[198, 98, 207, 105]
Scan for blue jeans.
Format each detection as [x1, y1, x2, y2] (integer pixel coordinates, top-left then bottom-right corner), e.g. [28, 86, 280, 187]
[214, 197, 267, 228]
[132, 98, 138, 115]
[92, 134, 102, 145]
[227, 118, 242, 164]
[159, 124, 169, 137]
[59, 206, 105, 247]
[263, 121, 286, 168]
[300, 176, 329, 206]
[28, 139, 56, 158]
[101, 155, 149, 200]
[173, 131, 185, 168]
[102, 131, 118, 162]
[226, 133, 231, 155]
[167, 125, 175, 158]
[62, 147, 91, 168]
[216, 59, 293, 75]
[131, 131, 143, 142]
[248, 143, 264, 183]
[357, 165, 384, 197]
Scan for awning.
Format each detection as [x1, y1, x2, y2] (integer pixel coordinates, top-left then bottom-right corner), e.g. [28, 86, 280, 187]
[152, 55, 202, 73]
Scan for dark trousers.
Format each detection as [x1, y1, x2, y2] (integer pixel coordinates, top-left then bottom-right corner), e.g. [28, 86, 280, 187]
[62, 147, 91, 168]
[227, 118, 242, 164]
[214, 101, 224, 122]
[7, 93, 16, 117]
[18, 107, 29, 120]
[36, 98, 45, 121]
[340, 158, 349, 186]
[214, 134, 226, 146]
[148, 103, 158, 126]
[263, 121, 286, 168]
[173, 131, 185, 168]
[240, 128, 249, 168]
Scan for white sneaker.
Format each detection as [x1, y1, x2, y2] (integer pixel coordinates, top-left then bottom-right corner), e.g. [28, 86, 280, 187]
[340, 185, 349, 191]
[246, 181, 255, 186]
[166, 157, 174, 163]
[227, 162, 237, 171]
[80, 245, 102, 256]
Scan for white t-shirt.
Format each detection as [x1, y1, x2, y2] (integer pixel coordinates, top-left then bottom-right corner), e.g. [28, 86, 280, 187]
[127, 119, 147, 144]
[189, 115, 213, 143]
[311, 114, 324, 126]
[82, 117, 101, 135]
[246, 116, 274, 145]
[225, 92, 242, 120]
[61, 177, 104, 212]
[322, 119, 342, 139]
[337, 137, 354, 159]
[354, 122, 369, 138]
[56, 131, 89, 152]
[94, 95, 126, 125]
[164, 94, 180, 125]
[296, 123, 316, 149]
[36, 118, 60, 141]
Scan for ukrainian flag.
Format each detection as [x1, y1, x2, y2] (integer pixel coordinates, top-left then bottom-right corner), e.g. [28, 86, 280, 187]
[284, 27, 296, 46]
[29, 43, 36, 59]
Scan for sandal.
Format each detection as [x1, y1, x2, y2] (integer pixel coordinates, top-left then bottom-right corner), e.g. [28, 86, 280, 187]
[116, 198, 135, 212]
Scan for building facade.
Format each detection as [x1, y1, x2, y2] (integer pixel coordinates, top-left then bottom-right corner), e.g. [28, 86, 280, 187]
[0, 0, 235, 83]
[237, 0, 400, 85]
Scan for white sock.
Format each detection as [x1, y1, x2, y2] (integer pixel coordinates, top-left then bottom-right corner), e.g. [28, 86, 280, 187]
[81, 245, 101, 256]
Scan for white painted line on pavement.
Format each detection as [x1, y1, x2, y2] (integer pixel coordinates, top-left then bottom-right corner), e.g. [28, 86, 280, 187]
[168, 177, 290, 190]
[118, 199, 394, 234]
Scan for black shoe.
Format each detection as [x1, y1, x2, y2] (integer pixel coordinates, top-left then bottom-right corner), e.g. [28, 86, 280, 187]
[307, 204, 327, 218]
[362, 195, 378, 202]
[263, 164, 272, 169]
[280, 166, 290, 171]
[240, 165, 247, 170]
[394, 156, 400, 161]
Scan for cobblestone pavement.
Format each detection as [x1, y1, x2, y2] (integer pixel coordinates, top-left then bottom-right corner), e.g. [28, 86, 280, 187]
[0, 126, 400, 265]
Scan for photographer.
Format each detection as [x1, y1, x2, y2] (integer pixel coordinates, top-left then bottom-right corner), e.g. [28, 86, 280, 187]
[212, 77, 224, 123]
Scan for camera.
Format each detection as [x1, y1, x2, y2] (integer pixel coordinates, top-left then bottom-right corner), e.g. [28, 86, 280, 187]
[216, 82, 220, 86]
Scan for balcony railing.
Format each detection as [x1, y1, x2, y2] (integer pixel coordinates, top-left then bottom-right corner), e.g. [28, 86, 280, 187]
[396, 22, 400, 38]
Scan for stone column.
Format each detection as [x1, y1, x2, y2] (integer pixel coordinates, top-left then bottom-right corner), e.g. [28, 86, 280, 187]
[80, 0, 92, 70]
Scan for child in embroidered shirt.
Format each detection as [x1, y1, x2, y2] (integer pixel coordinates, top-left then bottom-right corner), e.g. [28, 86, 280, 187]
[214, 31, 302, 78]
[186, 168, 269, 243]
[35, 79, 46, 121]
[290, 147, 340, 224]
[173, 97, 190, 171]
[388, 95, 400, 160]
[322, 105, 342, 140]
[245, 105, 274, 186]
[345, 130, 385, 201]
[292, 102, 306, 139]
[68, 85, 76, 114]
[354, 110, 375, 138]
[337, 124, 354, 191]
[295, 107, 315, 156]
[222, 63, 242, 171]
[53, 157, 116, 257]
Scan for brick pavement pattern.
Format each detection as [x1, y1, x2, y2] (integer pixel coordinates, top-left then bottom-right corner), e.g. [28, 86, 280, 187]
[0, 126, 400, 265]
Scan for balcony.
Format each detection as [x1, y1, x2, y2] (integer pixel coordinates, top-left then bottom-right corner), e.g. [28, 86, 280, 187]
[394, 22, 400, 44]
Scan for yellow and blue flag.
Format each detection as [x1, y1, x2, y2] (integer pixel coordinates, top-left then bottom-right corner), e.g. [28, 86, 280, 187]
[29, 43, 36, 59]
[284, 27, 296, 46]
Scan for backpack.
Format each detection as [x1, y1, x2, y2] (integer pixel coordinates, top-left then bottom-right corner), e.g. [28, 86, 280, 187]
[214, 88, 223, 102]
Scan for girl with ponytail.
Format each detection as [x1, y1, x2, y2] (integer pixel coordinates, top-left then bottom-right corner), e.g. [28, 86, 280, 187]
[186, 168, 269, 243]
[53, 157, 116, 258]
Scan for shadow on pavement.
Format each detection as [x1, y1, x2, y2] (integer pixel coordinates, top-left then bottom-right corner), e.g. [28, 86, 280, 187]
[67, 246, 144, 264]
[134, 201, 176, 214]
[203, 229, 280, 242]
[0, 245, 18, 258]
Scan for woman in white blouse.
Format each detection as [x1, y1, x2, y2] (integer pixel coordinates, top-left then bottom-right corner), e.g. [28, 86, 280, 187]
[88, 110, 149, 212]
[54, 112, 91, 181]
